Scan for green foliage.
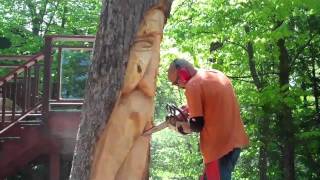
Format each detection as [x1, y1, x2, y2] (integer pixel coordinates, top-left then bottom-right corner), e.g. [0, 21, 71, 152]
[1, 0, 319, 179]
[297, 130, 320, 140]
[0, 0, 101, 55]
[150, 131, 202, 179]
[60, 50, 91, 99]
[163, 0, 320, 179]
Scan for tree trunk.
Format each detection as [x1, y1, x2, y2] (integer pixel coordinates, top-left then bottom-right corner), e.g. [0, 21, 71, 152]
[258, 105, 270, 180]
[311, 48, 319, 122]
[32, 18, 41, 36]
[61, 6, 67, 29]
[245, 25, 268, 180]
[245, 25, 262, 91]
[69, 1, 173, 180]
[277, 38, 295, 180]
[25, 0, 48, 36]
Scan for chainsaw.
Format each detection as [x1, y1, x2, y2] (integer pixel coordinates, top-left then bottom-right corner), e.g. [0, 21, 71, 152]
[143, 104, 189, 136]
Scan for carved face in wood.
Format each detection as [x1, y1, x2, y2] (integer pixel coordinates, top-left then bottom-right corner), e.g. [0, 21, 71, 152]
[91, 8, 166, 180]
[122, 9, 165, 95]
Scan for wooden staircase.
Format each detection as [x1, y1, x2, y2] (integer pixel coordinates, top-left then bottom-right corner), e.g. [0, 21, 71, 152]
[0, 122, 59, 179]
[0, 35, 95, 180]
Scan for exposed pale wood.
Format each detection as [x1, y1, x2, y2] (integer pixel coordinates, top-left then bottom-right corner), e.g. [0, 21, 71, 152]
[91, 8, 165, 179]
[69, 1, 173, 180]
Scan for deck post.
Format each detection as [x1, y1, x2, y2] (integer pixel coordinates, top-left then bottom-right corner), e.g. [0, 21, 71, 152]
[42, 36, 53, 123]
[49, 152, 60, 180]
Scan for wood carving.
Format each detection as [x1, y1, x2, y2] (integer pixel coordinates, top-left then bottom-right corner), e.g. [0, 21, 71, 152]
[70, 1, 173, 180]
[90, 8, 165, 180]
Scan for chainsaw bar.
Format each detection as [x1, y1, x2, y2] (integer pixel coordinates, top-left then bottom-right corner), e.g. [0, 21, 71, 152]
[142, 104, 187, 136]
[142, 120, 169, 136]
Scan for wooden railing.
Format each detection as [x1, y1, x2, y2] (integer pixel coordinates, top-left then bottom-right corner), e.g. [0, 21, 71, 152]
[0, 35, 96, 134]
[0, 53, 44, 133]
[0, 35, 95, 134]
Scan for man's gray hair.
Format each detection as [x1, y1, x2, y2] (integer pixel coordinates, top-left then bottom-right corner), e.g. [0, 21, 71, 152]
[171, 58, 194, 70]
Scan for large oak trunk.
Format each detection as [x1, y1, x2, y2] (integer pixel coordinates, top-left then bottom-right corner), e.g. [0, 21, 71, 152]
[69, 1, 173, 180]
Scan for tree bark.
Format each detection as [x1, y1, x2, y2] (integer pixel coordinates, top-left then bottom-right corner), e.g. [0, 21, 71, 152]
[61, 5, 67, 29]
[245, 25, 268, 180]
[69, 1, 173, 180]
[25, 0, 49, 36]
[311, 47, 319, 123]
[245, 25, 262, 90]
[277, 38, 295, 180]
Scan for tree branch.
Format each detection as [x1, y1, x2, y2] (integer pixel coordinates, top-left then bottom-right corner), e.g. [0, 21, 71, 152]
[289, 35, 315, 69]
[44, 1, 61, 34]
[227, 75, 254, 83]
[244, 24, 263, 90]
[25, 0, 36, 17]
[224, 39, 247, 51]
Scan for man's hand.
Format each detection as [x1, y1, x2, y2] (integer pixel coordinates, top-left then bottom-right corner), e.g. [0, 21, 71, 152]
[167, 115, 192, 135]
[176, 121, 192, 134]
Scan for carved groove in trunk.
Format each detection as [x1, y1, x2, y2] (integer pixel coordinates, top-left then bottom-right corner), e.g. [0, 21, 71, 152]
[69, 1, 173, 180]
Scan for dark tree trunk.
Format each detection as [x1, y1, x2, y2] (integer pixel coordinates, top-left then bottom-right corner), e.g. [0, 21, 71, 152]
[61, 6, 67, 29]
[259, 146, 268, 180]
[277, 38, 295, 180]
[245, 25, 268, 180]
[305, 146, 320, 178]
[245, 25, 262, 90]
[69, 1, 173, 180]
[258, 105, 270, 180]
[26, 0, 48, 36]
[311, 48, 319, 122]
[32, 18, 42, 36]
[301, 82, 308, 108]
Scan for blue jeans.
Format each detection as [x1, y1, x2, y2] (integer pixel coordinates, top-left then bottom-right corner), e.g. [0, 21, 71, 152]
[218, 148, 241, 180]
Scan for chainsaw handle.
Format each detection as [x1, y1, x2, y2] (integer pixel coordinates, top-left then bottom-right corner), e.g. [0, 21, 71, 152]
[166, 104, 188, 122]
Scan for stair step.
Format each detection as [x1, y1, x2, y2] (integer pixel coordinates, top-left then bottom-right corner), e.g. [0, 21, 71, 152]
[19, 120, 42, 123]
[0, 137, 48, 178]
[19, 120, 43, 127]
[19, 123, 42, 126]
[0, 136, 21, 143]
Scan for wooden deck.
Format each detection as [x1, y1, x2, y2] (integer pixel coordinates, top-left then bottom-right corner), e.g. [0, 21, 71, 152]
[0, 35, 95, 180]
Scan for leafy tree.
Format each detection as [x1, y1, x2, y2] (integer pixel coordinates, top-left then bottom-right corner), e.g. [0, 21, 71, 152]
[164, 0, 320, 179]
[0, 0, 101, 55]
[1, 0, 319, 179]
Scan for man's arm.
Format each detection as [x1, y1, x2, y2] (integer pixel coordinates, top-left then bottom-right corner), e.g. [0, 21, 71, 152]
[184, 81, 204, 133]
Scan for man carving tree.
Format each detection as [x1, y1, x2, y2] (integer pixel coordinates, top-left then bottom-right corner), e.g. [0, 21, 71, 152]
[167, 59, 249, 180]
[69, 1, 173, 180]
